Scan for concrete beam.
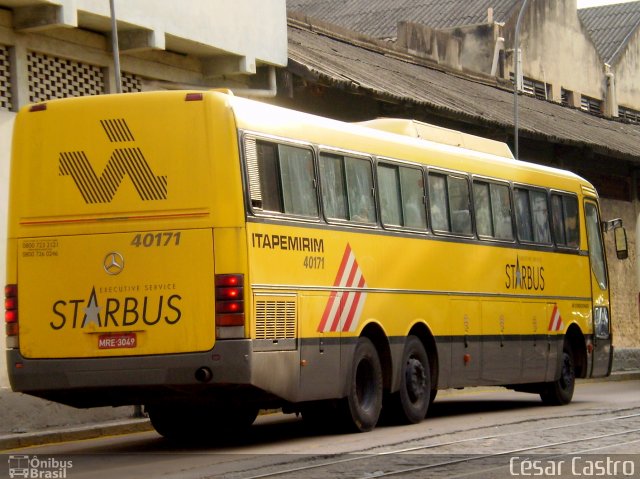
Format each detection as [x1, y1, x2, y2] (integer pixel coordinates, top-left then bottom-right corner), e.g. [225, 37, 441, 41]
[13, 4, 77, 32]
[202, 55, 256, 78]
[117, 28, 165, 53]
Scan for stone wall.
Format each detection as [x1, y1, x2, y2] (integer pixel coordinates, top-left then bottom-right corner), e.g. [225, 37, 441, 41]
[600, 198, 639, 348]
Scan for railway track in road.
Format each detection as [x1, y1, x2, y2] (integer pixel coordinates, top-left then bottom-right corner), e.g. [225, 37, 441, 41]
[226, 409, 640, 479]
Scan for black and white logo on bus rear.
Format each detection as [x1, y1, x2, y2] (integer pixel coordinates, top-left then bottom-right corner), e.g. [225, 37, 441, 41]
[58, 119, 167, 203]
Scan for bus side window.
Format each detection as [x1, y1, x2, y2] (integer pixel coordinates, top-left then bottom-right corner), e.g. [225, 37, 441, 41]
[428, 173, 450, 232]
[491, 183, 514, 240]
[400, 166, 427, 230]
[319, 153, 349, 220]
[530, 190, 552, 244]
[514, 188, 533, 242]
[473, 181, 493, 237]
[377, 162, 427, 230]
[551, 193, 580, 248]
[256, 141, 283, 213]
[255, 140, 318, 217]
[473, 180, 514, 241]
[551, 194, 566, 245]
[448, 176, 472, 235]
[345, 157, 376, 223]
[320, 153, 376, 224]
[428, 172, 471, 235]
[515, 187, 552, 245]
[278, 144, 318, 217]
[564, 195, 579, 247]
[377, 163, 403, 226]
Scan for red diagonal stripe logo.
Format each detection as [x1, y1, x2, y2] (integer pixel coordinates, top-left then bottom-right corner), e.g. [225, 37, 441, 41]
[318, 244, 367, 333]
[548, 304, 564, 332]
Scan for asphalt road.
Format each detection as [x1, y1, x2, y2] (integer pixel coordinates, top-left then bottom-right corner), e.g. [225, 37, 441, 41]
[3, 380, 640, 478]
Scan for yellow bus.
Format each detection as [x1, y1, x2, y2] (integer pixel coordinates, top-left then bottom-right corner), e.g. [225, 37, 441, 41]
[4, 90, 628, 438]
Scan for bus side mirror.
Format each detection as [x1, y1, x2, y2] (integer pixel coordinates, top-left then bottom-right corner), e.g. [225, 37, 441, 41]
[614, 226, 628, 260]
[603, 218, 628, 260]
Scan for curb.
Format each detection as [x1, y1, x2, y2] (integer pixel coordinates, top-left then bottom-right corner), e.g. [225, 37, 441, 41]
[0, 418, 153, 451]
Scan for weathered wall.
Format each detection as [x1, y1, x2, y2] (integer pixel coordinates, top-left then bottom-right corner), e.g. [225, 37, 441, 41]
[600, 198, 640, 348]
[396, 22, 500, 75]
[614, 25, 640, 112]
[504, 0, 603, 103]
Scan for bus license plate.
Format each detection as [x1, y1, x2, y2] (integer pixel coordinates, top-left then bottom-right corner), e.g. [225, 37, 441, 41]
[98, 333, 137, 349]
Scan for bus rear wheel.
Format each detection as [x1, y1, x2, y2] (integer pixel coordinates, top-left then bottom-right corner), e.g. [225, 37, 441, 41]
[147, 403, 258, 441]
[540, 345, 575, 406]
[342, 337, 383, 432]
[386, 336, 431, 424]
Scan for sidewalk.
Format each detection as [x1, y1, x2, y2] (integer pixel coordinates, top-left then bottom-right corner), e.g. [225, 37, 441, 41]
[1, 348, 639, 451]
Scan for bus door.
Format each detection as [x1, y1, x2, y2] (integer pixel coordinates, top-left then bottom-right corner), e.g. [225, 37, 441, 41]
[584, 200, 613, 377]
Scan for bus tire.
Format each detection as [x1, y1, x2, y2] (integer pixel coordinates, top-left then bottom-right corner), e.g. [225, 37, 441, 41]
[148, 403, 258, 441]
[387, 336, 431, 424]
[540, 344, 575, 406]
[147, 404, 193, 441]
[343, 337, 383, 432]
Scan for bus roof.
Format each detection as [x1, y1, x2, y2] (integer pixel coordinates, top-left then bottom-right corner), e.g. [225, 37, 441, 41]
[223, 91, 592, 194]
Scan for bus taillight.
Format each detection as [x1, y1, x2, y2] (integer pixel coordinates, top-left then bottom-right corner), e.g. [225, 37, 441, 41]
[215, 275, 245, 336]
[5, 284, 19, 339]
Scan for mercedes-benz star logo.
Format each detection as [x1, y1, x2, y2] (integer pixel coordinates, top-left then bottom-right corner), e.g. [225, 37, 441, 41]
[103, 252, 125, 275]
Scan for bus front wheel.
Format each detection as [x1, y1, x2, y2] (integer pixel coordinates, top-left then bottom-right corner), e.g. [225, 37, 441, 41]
[342, 337, 383, 432]
[540, 345, 575, 406]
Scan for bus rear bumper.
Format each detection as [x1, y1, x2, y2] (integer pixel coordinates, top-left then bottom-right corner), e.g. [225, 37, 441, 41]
[6, 340, 254, 407]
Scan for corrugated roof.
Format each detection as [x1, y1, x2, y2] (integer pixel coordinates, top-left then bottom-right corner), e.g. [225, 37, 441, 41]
[579, 1, 640, 65]
[287, 19, 640, 161]
[286, 0, 519, 39]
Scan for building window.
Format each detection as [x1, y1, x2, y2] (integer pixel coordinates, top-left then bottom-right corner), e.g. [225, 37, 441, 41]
[580, 95, 602, 115]
[522, 77, 551, 100]
[619, 106, 640, 124]
[561, 88, 574, 107]
[511, 74, 551, 100]
[0, 44, 11, 111]
[27, 51, 104, 103]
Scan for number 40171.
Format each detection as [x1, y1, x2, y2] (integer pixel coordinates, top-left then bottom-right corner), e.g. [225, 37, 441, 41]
[131, 232, 181, 248]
